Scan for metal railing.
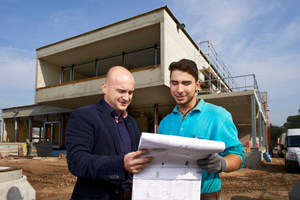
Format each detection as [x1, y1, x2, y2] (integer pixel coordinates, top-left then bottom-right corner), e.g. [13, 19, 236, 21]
[198, 40, 266, 119]
[197, 74, 266, 116]
[199, 40, 239, 92]
[198, 74, 258, 92]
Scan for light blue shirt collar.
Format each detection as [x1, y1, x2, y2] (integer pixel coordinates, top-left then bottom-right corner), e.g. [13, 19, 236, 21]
[172, 98, 205, 114]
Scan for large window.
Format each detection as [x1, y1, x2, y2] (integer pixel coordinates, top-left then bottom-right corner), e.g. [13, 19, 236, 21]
[32, 127, 43, 142]
[125, 47, 160, 70]
[61, 45, 160, 83]
[97, 56, 123, 77]
[74, 62, 95, 81]
[32, 115, 44, 142]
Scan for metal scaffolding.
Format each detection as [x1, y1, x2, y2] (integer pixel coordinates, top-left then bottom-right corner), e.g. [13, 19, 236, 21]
[199, 40, 238, 94]
[198, 40, 269, 151]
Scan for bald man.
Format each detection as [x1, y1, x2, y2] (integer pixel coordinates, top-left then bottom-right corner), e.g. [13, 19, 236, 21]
[66, 66, 153, 200]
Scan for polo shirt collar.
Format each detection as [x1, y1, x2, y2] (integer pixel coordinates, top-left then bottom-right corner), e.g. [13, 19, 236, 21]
[173, 98, 205, 113]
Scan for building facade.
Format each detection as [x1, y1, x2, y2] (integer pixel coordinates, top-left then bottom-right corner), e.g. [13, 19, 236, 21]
[1, 7, 269, 165]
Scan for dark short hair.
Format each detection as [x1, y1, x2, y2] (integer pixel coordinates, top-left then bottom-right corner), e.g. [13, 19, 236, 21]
[168, 59, 199, 82]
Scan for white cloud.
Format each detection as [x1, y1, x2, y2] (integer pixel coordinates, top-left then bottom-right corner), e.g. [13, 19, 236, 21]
[0, 46, 36, 90]
[167, 0, 300, 125]
[1, 0, 299, 126]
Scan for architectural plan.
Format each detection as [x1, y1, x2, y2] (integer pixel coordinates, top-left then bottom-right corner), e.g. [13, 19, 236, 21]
[132, 132, 225, 200]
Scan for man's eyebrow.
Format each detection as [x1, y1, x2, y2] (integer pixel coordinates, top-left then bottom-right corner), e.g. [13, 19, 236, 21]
[116, 89, 135, 92]
[170, 80, 192, 83]
[182, 80, 192, 83]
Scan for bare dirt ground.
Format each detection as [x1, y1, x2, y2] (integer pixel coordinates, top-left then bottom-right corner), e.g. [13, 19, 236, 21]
[220, 152, 300, 200]
[1, 151, 299, 200]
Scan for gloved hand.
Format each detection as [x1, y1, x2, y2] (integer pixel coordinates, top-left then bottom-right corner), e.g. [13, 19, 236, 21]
[197, 153, 227, 173]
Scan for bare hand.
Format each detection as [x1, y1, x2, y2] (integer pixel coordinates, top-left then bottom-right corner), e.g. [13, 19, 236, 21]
[124, 149, 153, 173]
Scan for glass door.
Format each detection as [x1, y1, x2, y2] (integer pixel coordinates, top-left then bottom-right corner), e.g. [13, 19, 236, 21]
[44, 121, 61, 148]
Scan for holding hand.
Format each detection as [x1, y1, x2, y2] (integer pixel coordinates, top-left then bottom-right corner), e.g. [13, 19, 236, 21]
[124, 149, 153, 173]
[197, 153, 227, 173]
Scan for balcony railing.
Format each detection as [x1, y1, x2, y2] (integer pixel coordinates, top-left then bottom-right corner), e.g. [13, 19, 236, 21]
[198, 74, 266, 116]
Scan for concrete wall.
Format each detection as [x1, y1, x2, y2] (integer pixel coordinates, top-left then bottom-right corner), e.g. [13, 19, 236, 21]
[162, 11, 207, 86]
[35, 8, 209, 105]
[36, 76, 104, 103]
[36, 59, 61, 88]
[243, 147, 264, 168]
[237, 125, 252, 147]
[36, 9, 164, 59]
[133, 67, 163, 89]
[35, 9, 165, 104]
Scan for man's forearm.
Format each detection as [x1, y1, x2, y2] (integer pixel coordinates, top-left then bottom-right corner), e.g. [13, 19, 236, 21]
[223, 154, 242, 172]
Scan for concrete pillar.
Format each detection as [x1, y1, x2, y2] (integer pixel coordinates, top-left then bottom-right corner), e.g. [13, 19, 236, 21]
[3, 120, 6, 143]
[263, 121, 267, 146]
[14, 119, 18, 143]
[258, 112, 262, 147]
[28, 117, 32, 142]
[154, 104, 158, 133]
[251, 94, 256, 147]
[1, 119, 4, 143]
[43, 115, 48, 142]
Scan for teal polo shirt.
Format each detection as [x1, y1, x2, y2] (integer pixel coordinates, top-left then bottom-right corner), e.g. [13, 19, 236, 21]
[158, 98, 244, 194]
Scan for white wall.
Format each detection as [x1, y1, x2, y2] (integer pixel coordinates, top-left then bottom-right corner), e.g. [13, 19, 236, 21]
[161, 11, 208, 85]
[36, 59, 61, 88]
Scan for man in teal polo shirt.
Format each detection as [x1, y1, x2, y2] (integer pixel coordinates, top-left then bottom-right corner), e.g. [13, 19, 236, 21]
[158, 58, 244, 200]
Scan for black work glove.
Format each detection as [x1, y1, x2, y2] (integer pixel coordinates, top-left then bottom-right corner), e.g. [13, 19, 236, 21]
[197, 153, 227, 173]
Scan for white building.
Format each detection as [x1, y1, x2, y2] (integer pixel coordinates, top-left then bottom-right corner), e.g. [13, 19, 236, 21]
[1, 6, 269, 167]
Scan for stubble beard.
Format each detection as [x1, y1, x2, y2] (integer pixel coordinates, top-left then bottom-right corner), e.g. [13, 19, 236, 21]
[177, 93, 195, 108]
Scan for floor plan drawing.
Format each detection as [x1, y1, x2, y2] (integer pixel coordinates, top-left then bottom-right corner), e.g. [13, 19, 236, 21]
[132, 133, 225, 200]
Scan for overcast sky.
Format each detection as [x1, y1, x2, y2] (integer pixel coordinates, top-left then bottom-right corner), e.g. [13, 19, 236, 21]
[1, 0, 299, 126]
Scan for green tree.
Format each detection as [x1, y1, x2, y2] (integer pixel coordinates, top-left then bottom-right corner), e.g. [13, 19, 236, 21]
[286, 115, 300, 129]
[270, 124, 285, 144]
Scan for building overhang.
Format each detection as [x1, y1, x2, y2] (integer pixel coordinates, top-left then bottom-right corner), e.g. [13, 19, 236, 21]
[197, 90, 266, 133]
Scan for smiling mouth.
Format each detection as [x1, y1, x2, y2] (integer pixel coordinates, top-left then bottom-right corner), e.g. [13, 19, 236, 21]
[119, 101, 128, 106]
[175, 96, 185, 101]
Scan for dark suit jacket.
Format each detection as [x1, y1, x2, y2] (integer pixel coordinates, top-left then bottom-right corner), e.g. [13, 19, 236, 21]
[66, 99, 140, 200]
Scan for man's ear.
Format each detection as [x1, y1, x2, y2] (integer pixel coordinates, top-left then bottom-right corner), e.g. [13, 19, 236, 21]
[101, 82, 107, 94]
[195, 80, 201, 91]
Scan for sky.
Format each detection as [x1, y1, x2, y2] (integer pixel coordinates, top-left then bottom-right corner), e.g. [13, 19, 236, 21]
[0, 0, 299, 126]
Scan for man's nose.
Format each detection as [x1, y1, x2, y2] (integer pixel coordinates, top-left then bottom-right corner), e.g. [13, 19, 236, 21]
[177, 84, 184, 93]
[123, 93, 129, 100]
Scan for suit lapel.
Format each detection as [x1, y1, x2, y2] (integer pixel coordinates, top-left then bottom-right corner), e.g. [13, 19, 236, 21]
[125, 118, 138, 151]
[97, 100, 122, 154]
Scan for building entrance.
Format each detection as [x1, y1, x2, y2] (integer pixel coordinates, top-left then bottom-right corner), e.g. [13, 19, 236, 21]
[44, 121, 61, 148]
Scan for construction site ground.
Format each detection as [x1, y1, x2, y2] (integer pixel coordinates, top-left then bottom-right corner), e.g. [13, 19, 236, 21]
[0, 151, 299, 200]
